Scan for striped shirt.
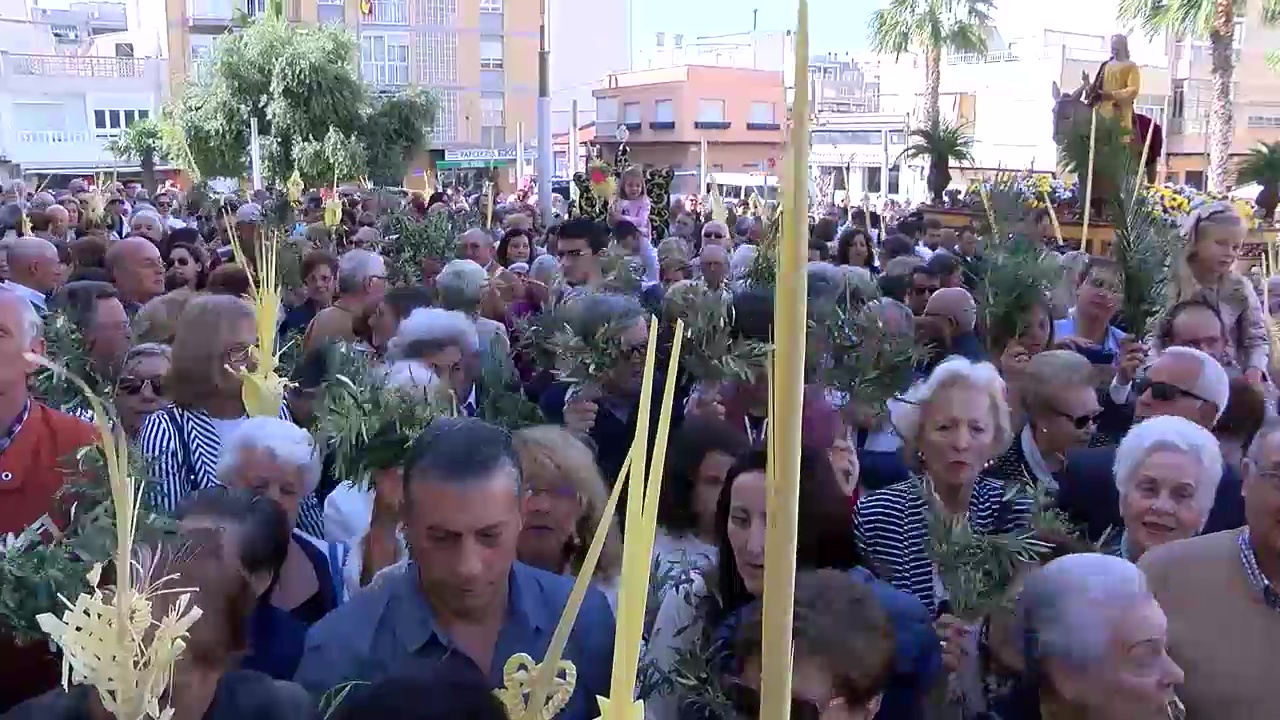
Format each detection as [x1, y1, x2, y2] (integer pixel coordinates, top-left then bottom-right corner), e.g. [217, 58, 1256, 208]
[854, 476, 1033, 614]
[138, 403, 325, 538]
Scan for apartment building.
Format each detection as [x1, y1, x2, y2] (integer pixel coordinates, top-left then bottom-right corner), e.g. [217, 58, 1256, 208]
[0, 0, 168, 181]
[592, 65, 784, 195]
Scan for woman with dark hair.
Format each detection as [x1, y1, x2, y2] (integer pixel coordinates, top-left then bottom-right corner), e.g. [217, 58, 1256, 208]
[328, 656, 507, 720]
[165, 240, 209, 291]
[836, 226, 877, 273]
[6, 527, 318, 720]
[176, 487, 299, 680]
[654, 417, 749, 575]
[281, 250, 339, 337]
[497, 227, 533, 267]
[645, 449, 941, 720]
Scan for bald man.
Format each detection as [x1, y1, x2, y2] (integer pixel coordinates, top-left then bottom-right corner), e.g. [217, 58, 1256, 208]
[105, 236, 165, 313]
[42, 204, 70, 244]
[3, 236, 61, 311]
[922, 286, 983, 362]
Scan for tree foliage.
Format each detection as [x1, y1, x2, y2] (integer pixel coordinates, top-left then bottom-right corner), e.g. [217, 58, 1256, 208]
[105, 117, 165, 192]
[167, 17, 436, 185]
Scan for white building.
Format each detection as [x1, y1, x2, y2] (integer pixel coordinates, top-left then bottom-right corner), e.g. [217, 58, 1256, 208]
[0, 0, 167, 181]
[809, 112, 925, 204]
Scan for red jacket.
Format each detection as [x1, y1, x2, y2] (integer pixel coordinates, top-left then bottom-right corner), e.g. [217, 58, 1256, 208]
[0, 402, 97, 712]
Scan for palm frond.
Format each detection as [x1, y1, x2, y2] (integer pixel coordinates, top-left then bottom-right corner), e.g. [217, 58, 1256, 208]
[1108, 154, 1182, 336]
[1235, 141, 1280, 186]
[898, 119, 976, 166]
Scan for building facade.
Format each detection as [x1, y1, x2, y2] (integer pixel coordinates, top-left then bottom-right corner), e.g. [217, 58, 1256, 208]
[592, 65, 784, 195]
[809, 112, 915, 204]
[1, 0, 167, 181]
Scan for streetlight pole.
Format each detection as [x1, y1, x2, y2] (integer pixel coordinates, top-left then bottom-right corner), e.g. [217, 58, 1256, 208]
[536, 0, 553, 224]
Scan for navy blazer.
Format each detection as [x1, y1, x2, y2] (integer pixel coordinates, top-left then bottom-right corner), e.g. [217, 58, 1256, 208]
[1058, 445, 1246, 542]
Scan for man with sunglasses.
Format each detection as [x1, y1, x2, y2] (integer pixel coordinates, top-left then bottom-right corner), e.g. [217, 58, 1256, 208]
[700, 220, 731, 251]
[1057, 346, 1244, 542]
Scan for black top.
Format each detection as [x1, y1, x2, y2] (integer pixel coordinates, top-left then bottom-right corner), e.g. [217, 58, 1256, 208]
[2, 670, 318, 720]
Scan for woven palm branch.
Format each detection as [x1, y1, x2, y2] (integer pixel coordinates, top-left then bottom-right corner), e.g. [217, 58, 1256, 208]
[226, 217, 290, 418]
[313, 347, 454, 488]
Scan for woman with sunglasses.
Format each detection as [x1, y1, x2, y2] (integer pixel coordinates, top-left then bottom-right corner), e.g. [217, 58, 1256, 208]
[730, 569, 895, 720]
[645, 449, 941, 720]
[987, 351, 1101, 497]
[164, 239, 208, 291]
[114, 343, 172, 439]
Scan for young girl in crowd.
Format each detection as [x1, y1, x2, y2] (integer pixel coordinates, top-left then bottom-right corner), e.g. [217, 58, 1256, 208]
[613, 166, 652, 244]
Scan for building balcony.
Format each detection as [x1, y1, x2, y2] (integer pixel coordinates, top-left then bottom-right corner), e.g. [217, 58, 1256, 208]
[187, 0, 236, 27]
[0, 52, 166, 95]
[3, 53, 149, 78]
[5, 129, 121, 171]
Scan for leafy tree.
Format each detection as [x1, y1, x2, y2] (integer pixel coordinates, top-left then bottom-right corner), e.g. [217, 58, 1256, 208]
[869, 0, 995, 128]
[105, 117, 165, 194]
[1236, 141, 1280, 220]
[1120, 0, 1280, 193]
[167, 17, 435, 186]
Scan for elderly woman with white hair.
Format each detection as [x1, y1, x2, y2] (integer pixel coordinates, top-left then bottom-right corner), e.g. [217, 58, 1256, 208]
[386, 306, 480, 409]
[1013, 553, 1184, 720]
[1110, 415, 1222, 562]
[436, 258, 509, 355]
[218, 417, 349, 626]
[855, 356, 1033, 612]
[128, 207, 166, 246]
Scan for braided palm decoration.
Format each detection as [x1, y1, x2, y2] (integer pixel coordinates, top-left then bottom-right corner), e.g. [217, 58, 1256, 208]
[571, 141, 672, 242]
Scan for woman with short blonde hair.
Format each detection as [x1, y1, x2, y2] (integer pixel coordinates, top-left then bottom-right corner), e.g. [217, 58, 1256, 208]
[132, 287, 196, 345]
[857, 357, 1031, 612]
[512, 425, 622, 605]
[140, 294, 325, 537]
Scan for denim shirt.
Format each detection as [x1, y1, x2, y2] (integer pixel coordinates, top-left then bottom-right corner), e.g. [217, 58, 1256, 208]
[294, 562, 615, 720]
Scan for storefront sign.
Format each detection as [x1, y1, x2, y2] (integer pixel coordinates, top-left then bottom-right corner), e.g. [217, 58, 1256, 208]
[443, 147, 537, 162]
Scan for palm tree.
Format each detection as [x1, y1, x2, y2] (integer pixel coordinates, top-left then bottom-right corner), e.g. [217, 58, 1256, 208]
[898, 119, 975, 204]
[1120, 0, 1280, 193]
[868, 0, 995, 129]
[105, 118, 165, 194]
[1236, 141, 1280, 221]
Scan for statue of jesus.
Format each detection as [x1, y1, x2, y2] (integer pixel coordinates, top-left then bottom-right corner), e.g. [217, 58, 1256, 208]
[1080, 34, 1141, 140]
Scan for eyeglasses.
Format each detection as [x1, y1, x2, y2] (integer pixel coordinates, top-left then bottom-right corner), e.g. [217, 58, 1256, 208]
[1054, 408, 1102, 430]
[1134, 377, 1212, 405]
[117, 376, 166, 397]
[726, 682, 844, 720]
[225, 344, 254, 365]
[703, 232, 726, 240]
[911, 285, 938, 297]
[525, 485, 581, 501]
[170, 256, 192, 268]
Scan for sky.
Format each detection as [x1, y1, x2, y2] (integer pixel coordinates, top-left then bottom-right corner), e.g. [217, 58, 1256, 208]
[632, 0, 881, 56]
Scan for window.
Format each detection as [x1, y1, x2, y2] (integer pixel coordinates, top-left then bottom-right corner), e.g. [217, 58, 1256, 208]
[480, 91, 505, 127]
[480, 36, 504, 69]
[811, 130, 882, 145]
[115, 43, 135, 58]
[674, 34, 683, 48]
[14, 102, 68, 132]
[654, 99, 674, 122]
[596, 97, 618, 123]
[749, 101, 775, 124]
[697, 99, 725, 123]
[369, 0, 408, 23]
[1185, 170, 1205, 191]
[245, 0, 266, 16]
[92, 108, 150, 137]
[431, 89, 459, 144]
[424, 0, 458, 24]
[51, 24, 80, 42]
[1248, 115, 1280, 129]
[419, 31, 458, 84]
[656, 32, 665, 47]
[479, 0, 502, 11]
[361, 34, 410, 86]
[623, 102, 641, 124]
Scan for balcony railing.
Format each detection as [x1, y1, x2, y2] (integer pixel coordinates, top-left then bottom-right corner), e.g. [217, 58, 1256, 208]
[368, 0, 407, 24]
[18, 130, 95, 144]
[6, 54, 148, 78]
[946, 49, 1020, 66]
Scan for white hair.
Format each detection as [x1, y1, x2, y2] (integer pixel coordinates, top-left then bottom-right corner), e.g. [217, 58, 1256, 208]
[1019, 553, 1152, 670]
[1157, 345, 1230, 422]
[1113, 415, 1222, 530]
[730, 244, 758, 280]
[384, 359, 442, 395]
[0, 288, 44, 344]
[217, 417, 322, 494]
[337, 249, 386, 294]
[386, 307, 480, 361]
[436, 258, 489, 311]
[461, 227, 494, 247]
[130, 207, 163, 227]
[890, 356, 1012, 461]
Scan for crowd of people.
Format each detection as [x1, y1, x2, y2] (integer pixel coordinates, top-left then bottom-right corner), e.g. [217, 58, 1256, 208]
[0, 171, 1274, 720]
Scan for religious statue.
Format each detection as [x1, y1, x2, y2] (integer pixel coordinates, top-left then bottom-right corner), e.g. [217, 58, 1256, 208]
[1080, 34, 1141, 141]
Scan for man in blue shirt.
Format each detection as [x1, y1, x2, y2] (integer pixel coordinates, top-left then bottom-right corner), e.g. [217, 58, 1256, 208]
[295, 418, 615, 720]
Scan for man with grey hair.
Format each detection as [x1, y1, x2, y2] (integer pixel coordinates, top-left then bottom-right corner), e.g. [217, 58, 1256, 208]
[459, 227, 498, 274]
[698, 243, 730, 293]
[1059, 346, 1244, 542]
[0, 288, 98, 707]
[303, 248, 386, 352]
[296, 418, 616, 720]
[3, 236, 62, 312]
[437, 258, 509, 354]
[1140, 420, 1280, 718]
[1018, 553, 1183, 717]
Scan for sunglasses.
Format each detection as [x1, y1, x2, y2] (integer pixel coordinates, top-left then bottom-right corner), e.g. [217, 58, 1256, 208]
[117, 376, 166, 396]
[703, 232, 726, 240]
[1055, 408, 1102, 430]
[1134, 377, 1212, 405]
[726, 682, 842, 720]
[170, 256, 192, 268]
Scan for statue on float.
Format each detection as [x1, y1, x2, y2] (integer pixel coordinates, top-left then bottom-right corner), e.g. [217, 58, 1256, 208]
[1051, 33, 1162, 184]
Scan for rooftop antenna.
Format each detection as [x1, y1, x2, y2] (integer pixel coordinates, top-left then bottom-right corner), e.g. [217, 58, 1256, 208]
[753, 8, 758, 31]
